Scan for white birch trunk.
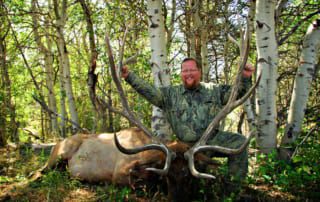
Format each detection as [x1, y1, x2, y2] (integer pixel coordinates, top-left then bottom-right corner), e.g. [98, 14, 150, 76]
[44, 27, 59, 135]
[255, 0, 278, 153]
[281, 21, 320, 145]
[31, 0, 59, 135]
[147, 0, 172, 139]
[54, 0, 79, 133]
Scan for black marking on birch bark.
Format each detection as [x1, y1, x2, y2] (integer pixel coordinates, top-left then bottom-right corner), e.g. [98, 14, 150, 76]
[150, 23, 159, 28]
[256, 20, 271, 32]
[148, 14, 159, 28]
[258, 58, 269, 64]
[257, 99, 265, 105]
[264, 120, 271, 124]
[286, 126, 294, 138]
[256, 20, 264, 28]
[307, 68, 315, 77]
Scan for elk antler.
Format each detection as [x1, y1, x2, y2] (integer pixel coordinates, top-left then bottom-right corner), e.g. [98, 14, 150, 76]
[184, 20, 261, 179]
[105, 32, 174, 175]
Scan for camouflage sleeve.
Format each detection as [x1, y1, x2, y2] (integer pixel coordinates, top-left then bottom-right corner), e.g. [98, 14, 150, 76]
[125, 72, 164, 108]
[220, 77, 252, 105]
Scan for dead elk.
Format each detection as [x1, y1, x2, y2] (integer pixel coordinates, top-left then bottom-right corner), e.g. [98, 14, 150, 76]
[46, 127, 223, 200]
[47, 128, 164, 185]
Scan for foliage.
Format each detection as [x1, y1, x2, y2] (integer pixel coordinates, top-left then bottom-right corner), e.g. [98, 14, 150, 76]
[249, 131, 320, 196]
[0, 0, 319, 200]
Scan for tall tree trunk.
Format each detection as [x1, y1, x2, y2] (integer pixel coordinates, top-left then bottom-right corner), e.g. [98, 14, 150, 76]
[164, 0, 176, 55]
[58, 52, 67, 138]
[255, 0, 278, 153]
[53, 0, 79, 134]
[0, 6, 8, 146]
[187, 0, 202, 67]
[79, 0, 104, 133]
[147, 0, 172, 139]
[201, 30, 209, 82]
[280, 20, 320, 158]
[31, 0, 59, 135]
[0, 1, 18, 145]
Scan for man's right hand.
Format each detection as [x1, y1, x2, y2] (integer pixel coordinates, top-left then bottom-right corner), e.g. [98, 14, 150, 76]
[121, 65, 129, 79]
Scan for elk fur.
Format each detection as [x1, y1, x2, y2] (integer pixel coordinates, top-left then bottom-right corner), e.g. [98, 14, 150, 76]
[46, 127, 207, 185]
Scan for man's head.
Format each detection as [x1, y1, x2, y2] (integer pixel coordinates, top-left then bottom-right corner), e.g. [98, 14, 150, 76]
[180, 58, 201, 89]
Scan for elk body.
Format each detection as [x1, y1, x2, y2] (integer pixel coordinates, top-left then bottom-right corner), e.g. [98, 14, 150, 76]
[47, 128, 162, 184]
[46, 127, 221, 200]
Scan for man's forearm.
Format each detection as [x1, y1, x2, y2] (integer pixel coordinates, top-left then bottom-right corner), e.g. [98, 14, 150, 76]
[125, 72, 164, 108]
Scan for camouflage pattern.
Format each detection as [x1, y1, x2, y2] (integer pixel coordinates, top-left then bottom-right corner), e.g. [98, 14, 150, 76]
[208, 131, 248, 180]
[125, 72, 251, 180]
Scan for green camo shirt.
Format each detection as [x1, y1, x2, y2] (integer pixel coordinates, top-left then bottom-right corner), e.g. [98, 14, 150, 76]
[125, 72, 251, 142]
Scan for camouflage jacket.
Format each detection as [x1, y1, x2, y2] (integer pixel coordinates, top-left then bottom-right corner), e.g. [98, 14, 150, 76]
[125, 72, 251, 142]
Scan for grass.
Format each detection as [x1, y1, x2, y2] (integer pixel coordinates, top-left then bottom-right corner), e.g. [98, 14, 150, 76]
[1, 141, 319, 202]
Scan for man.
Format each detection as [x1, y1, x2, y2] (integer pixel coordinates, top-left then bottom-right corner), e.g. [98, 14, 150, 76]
[121, 58, 254, 186]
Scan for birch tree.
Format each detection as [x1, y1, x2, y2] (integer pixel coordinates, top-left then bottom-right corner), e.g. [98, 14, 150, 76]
[53, 0, 79, 134]
[255, 0, 278, 153]
[31, 0, 59, 135]
[280, 20, 320, 157]
[147, 0, 172, 139]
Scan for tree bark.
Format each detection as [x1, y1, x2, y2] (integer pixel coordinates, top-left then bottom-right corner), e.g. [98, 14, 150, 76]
[280, 20, 320, 156]
[0, 1, 18, 145]
[147, 0, 172, 139]
[0, 14, 8, 146]
[53, 0, 79, 134]
[31, 0, 59, 136]
[255, 0, 278, 153]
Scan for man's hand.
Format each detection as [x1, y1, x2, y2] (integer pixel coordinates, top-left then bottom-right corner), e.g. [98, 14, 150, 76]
[242, 63, 255, 78]
[121, 65, 130, 79]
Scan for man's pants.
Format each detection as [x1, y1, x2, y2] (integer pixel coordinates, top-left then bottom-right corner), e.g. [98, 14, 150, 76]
[207, 131, 248, 181]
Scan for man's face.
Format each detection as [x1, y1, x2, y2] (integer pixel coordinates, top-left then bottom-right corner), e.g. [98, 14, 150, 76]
[181, 60, 201, 89]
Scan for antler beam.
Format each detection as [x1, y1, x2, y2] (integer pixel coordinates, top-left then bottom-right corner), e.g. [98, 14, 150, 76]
[105, 33, 174, 175]
[184, 20, 260, 179]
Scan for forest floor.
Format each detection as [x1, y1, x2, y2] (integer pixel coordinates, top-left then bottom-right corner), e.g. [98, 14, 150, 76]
[0, 144, 319, 202]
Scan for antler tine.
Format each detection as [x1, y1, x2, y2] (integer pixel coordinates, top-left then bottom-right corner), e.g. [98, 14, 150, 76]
[186, 131, 255, 179]
[105, 33, 173, 175]
[105, 33, 153, 139]
[184, 19, 258, 179]
[114, 133, 175, 175]
[184, 76, 259, 179]
[195, 131, 255, 155]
